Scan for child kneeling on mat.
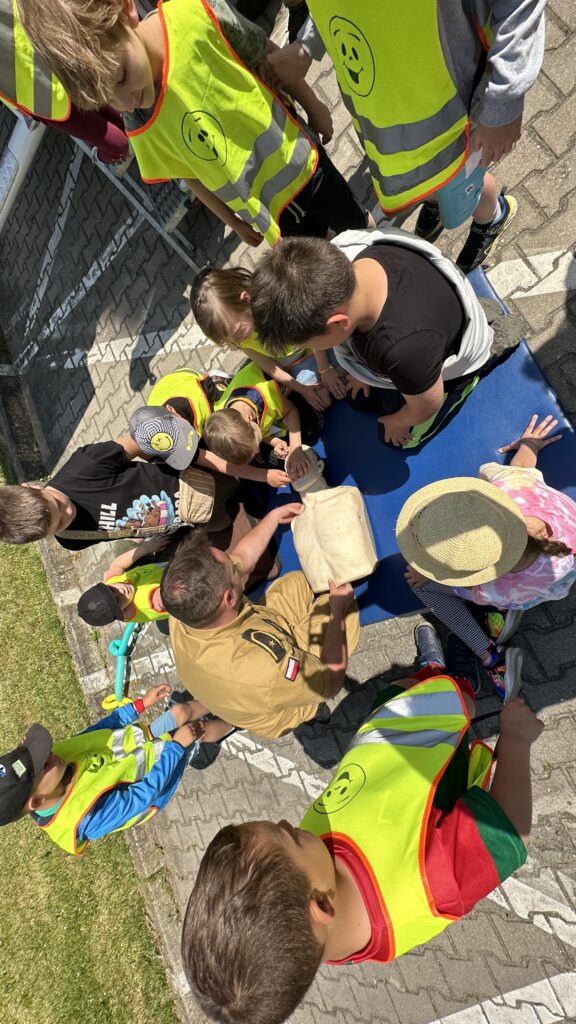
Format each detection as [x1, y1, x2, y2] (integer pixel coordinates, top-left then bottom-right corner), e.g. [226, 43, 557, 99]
[0, 685, 230, 855]
[181, 628, 543, 1024]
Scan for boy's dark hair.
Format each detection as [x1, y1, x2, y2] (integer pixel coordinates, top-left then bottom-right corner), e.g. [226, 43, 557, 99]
[182, 823, 323, 1024]
[0, 485, 53, 544]
[203, 410, 258, 465]
[18, 0, 126, 111]
[160, 532, 232, 627]
[251, 238, 356, 356]
[191, 267, 253, 347]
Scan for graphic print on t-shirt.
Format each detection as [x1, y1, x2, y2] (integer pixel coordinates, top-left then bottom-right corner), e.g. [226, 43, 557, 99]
[98, 491, 180, 536]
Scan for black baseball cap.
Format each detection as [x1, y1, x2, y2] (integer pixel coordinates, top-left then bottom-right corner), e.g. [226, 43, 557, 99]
[0, 724, 53, 825]
[77, 583, 125, 627]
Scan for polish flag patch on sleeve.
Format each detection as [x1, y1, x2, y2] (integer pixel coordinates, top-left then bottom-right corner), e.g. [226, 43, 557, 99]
[284, 656, 300, 681]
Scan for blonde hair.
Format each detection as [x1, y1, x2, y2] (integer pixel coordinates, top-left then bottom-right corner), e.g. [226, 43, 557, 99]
[203, 410, 258, 464]
[0, 485, 53, 544]
[191, 268, 253, 347]
[17, 0, 127, 110]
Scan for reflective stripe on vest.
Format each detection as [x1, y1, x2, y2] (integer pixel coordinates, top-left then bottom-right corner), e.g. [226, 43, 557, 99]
[107, 562, 168, 623]
[307, 1, 469, 212]
[126, 0, 317, 246]
[0, 0, 70, 119]
[148, 370, 213, 434]
[215, 362, 285, 438]
[300, 676, 474, 960]
[41, 724, 167, 854]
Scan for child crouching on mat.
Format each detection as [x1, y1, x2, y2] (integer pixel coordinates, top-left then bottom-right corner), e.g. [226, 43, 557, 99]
[398, 415, 576, 698]
[181, 625, 543, 1024]
[191, 267, 346, 413]
[0, 685, 231, 855]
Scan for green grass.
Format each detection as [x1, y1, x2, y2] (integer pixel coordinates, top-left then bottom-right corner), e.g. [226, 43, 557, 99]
[0, 444, 180, 1024]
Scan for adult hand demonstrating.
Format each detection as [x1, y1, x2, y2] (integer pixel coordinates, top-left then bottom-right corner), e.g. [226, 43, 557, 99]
[379, 412, 412, 447]
[233, 217, 264, 248]
[321, 366, 347, 399]
[499, 697, 544, 745]
[472, 115, 522, 165]
[498, 414, 562, 455]
[142, 683, 172, 709]
[346, 373, 370, 400]
[265, 467, 290, 488]
[173, 721, 203, 748]
[328, 578, 354, 614]
[274, 502, 304, 525]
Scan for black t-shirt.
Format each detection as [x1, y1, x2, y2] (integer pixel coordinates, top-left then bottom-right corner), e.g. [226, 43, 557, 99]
[48, 441, 182, 551]
[351, 244, 465, 395]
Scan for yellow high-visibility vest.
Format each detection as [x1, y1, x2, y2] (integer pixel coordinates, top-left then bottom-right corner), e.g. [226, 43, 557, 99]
[106, 562, 168, 623]
[301, 676, 492, 959]
[127, 0, 317, 246]
[0, 0, 70, 120]
[38, 723, 168, 855]
[216, 362, 286, 438]
[148, 369, 214, 434]
[308, 1, 471, 213]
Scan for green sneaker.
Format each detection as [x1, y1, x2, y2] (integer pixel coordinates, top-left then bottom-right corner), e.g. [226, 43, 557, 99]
[456, 193, 518, 273]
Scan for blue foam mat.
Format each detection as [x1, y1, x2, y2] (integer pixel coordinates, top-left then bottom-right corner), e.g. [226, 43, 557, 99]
[266, 269, 576, 625]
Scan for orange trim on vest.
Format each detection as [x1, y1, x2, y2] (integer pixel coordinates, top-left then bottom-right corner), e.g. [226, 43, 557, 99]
[0, 93, 71, 122]
[389, 121, 471, 214]
[329, 830, 396, 963]
[125, 3, 171, 183]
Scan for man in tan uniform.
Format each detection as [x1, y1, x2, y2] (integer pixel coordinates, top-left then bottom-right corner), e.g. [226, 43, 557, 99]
[162, 504, 360, 739]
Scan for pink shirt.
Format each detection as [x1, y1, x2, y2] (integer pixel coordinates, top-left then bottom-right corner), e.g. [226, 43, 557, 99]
[453, 463, 576, 610]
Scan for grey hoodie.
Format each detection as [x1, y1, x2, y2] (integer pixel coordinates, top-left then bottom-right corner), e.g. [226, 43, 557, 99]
[300, 0, 546, 128]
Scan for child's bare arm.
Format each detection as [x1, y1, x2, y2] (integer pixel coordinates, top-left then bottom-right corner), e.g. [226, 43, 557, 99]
[498, 414, 562, 470]
[264, 41, 332, 143]
[196, 447, 289, 488]
[185, 180, 264, 248]
[316, 349, 347, 399]
[103, 536, 170, 581]
[489, 698, 544, 845]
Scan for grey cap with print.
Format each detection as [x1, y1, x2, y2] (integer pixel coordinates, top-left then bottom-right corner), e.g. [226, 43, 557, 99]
[129, 406, 199, 471]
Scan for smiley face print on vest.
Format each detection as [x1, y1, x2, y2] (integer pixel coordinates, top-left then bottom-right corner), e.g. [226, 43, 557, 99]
[181, 110, 228, 166]
[312, 763, 366, 814]
[329, 17, 375, 98]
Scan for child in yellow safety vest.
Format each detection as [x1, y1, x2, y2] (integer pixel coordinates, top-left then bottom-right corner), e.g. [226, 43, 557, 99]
[181, 627, 544, 1024]
[77, 535, 171, 627]
[0, 685, 231, 855]
[204, 362, 314, 481]
[19, 0, 372, 249]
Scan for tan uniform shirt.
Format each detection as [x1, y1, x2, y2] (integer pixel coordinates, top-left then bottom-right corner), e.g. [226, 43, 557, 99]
[170, 571, 360, 739]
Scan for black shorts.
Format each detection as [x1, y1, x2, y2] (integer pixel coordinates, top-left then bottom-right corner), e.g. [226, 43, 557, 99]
[278, 144, 368, 238]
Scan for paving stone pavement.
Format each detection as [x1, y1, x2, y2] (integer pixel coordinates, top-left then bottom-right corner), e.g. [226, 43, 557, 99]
[1, 5, 576, 1022]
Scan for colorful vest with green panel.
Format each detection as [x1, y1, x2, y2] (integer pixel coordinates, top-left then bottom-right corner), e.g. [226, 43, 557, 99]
[307, 1, 473, 213]
[0, 0, 70, 119]
[216, 362, 286, 438]
[106, 562, 168, 622]
[38, 723, 168, 854]
[300, 676, 493, 960]
[127, 0, 317, 246]
[148, 369, 214, 434]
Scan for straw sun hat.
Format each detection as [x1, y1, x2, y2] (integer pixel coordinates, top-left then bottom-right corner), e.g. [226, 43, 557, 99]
[396, 477, 528, 586]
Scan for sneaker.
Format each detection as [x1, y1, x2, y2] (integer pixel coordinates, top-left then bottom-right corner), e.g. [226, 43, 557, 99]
[483, 646, 523, 702]
[445, 633, 481, 696]
[414, 201, 444, 244]
[485, 609, 524, 645]
[414, 622, 445, 668]
[456, 193, 518, 274]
